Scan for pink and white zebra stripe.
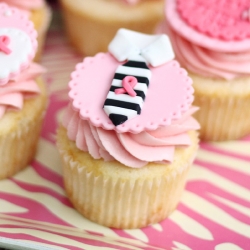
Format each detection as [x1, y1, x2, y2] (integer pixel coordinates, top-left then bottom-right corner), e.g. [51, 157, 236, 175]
[0, 9, 249, 250]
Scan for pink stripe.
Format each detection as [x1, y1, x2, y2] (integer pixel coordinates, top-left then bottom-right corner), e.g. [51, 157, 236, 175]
[31, 161, 64, 188]
[195, 159, 250, 189]
[0, 191, 72, 226]
[200, 143, 250, 162]
[0, 226, 149, 250]
[10, 179, 71, 207]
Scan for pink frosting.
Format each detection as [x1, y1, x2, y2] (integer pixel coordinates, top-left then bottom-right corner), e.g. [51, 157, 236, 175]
[63, 49, 199, 168]
[165, 0, 250, 80]
[63, 104, 200, 168]
[0, 0, 44, 10]
[0, 63, 46, 118]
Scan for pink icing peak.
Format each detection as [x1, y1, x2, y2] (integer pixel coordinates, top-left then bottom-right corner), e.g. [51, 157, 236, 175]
[0, 62, 45, 119]
[0, 35, 11, 54]
[0, 3, 38, 85]
[69, 53, 194, 134]
[177, 0, 250, 41]
[115, 76, 137, 97]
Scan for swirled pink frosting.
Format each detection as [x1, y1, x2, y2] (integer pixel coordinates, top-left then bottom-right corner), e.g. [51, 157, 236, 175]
[63, 104, 200, 168]
[0, 63, 46, 118]
[165, 24, 250, 80]
[164, 0, 250, 80]
[0, 0, 44, 10]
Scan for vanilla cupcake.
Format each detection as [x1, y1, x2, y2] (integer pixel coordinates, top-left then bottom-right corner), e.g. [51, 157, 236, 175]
[162, 0, 250, 141]
[0, 3, 47, 179]
[59, 0, 164, 56]
[0, 0, 51, 61]
[57, 29, 200, 229]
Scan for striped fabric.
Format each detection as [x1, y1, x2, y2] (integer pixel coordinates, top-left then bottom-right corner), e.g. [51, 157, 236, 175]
[104, 54, 151, 126]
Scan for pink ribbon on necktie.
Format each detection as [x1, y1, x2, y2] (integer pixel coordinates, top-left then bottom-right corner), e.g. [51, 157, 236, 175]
[0, 35, 12, 55]
[115, 76, 137, 97]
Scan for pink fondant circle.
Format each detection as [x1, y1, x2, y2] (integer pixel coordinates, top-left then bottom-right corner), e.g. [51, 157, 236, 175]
[167, 0, 250, 52]
[0, 3, 37, 84]
[69, 53, 193, 134]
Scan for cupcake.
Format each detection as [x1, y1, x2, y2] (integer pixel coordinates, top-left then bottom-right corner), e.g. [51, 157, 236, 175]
[0, 0, 51, 61]
[162, 0, 250, 141]
[57, 29, 200, 229]
[59, 0, 164, 56]
[0, 3, 47, 179]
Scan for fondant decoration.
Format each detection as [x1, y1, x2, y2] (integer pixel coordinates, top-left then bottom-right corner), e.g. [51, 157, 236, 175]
[0, 35, 11, 54]
[104, 53, 151, 126]
[0, 3, 37, 85]
[115, 76, 138, 97]
[0, 28, 33, 85]
[103, 29, 175, 126]
[166, 0, 250, 52]
[177, 0, 250, 41]
[69, 51, 193, 134]
[165, 0, 250, 80]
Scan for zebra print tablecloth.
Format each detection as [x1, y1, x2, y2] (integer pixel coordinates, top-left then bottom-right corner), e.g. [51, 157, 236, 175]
[0, 8, 249, 250]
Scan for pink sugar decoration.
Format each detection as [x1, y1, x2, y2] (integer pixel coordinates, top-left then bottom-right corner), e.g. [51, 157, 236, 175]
[115, 76, 137, 97]
[0, 35, 11, 54]
[177, 0, 250, 41]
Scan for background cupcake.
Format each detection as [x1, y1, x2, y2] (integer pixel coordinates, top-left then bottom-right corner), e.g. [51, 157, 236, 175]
[57, 29, 200, 229]
[162, 0, 250, 141]
[0, 0, 51, 61]
[0, 3, 47, 179]
[59, 0, 164, 56]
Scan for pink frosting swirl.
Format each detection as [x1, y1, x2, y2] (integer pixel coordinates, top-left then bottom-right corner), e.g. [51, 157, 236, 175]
[0, 0, 44, 10]
[165, 24, 250, 80]
[63, 104, 200, 168]
[0, 63, 46, 118]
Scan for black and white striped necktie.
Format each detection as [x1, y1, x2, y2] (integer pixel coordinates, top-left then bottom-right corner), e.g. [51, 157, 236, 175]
[103, 53, 151, 126]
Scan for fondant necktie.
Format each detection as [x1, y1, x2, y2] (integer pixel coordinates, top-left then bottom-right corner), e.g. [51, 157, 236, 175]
[103, 53, 151, 126]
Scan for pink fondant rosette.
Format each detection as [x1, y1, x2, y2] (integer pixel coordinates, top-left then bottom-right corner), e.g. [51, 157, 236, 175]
[161, 0, 250, 141]
[57, 29, 200, 229]
[0, 3, 47, 180]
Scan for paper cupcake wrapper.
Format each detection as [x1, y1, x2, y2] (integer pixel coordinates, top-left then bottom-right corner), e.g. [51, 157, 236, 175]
[194, 92, 250, 141]
[57, 128, 198, 229]
[0, 114, 45, 180]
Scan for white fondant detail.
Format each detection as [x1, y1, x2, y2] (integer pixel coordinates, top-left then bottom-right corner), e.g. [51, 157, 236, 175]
[107, 91, 143, 106]
[127, 53, 147, 62]
[0, 28, 32, 80]
[108, 28, 175, 67]
[112, 79, 148, 93]
[116, 65, 152, 79]
[103, 106, 137, 120]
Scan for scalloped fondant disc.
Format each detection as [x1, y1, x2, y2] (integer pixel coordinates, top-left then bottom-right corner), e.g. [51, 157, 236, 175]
[68, 53, 194, 134]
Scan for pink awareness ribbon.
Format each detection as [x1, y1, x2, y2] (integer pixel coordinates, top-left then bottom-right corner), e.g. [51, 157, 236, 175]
[0, 35, 12, 55]
[115, 76, 138, 97]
